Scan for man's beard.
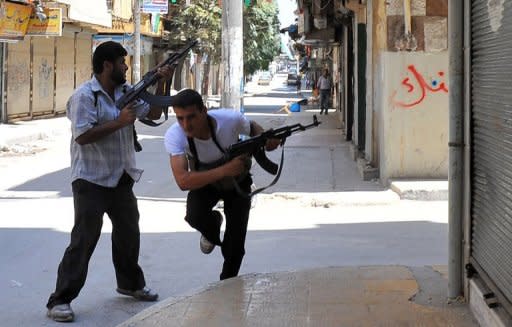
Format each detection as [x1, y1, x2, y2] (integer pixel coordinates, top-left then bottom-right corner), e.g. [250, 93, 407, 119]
[111, 68, 126, 85]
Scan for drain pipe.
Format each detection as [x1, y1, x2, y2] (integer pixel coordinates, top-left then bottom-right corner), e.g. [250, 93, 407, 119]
[1, 43, 6, 123]
[448, 0, 464, 299]
[403, 0, 411, 36]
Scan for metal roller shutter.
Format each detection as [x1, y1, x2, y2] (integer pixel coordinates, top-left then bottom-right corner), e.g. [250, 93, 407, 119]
[471, 0, 512, 313]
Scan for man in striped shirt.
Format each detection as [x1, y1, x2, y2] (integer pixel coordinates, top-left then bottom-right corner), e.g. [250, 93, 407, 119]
[46, 41, 173, 323]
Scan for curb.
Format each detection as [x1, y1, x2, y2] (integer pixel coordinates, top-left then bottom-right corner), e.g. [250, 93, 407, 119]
[389, 180, 448, 201]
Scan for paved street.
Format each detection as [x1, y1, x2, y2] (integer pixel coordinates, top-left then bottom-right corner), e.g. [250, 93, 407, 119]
[0, 78, 450, 326]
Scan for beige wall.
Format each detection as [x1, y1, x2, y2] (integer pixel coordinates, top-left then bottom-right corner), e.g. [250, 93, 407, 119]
[377, 51, 449, 183]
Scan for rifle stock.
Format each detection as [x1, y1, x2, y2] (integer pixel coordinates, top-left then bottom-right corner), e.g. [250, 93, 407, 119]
[115, 40, 198, 110]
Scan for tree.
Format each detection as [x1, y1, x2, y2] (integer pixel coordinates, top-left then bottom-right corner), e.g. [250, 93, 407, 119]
[165, 1, 222, 94]
[243, 1, 281, 77]
[164, 0, 280, 92]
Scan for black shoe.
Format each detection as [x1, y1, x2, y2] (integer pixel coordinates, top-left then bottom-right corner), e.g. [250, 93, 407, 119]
[47, 303, 74, 322]
[116, 286, 159, 301]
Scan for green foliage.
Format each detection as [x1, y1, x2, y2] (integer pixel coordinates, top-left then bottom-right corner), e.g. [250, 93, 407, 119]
[243, 1, 281, 76]
[166, 0, 280, 75]
[166, 1, 222, 63]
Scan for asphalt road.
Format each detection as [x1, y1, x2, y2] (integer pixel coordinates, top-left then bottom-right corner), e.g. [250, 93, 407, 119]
[0, 79, 449, 327]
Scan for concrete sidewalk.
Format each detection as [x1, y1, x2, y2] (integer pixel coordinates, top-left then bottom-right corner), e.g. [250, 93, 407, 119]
[118, 266, 477, 327]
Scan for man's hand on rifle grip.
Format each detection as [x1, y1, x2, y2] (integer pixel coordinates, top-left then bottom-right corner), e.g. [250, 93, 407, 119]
[156, 64, 174, 81]
[223, 155, 250, 177]
[118, 102, 137, 126]
[265, 138, 281, 151]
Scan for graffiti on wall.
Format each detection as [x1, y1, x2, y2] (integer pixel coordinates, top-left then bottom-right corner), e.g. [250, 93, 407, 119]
[391, 64, 448, 109]
[38, 58, 53, 98]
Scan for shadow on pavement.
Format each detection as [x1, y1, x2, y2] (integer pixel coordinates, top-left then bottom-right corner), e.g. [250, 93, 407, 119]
[1, 219, 447, 327]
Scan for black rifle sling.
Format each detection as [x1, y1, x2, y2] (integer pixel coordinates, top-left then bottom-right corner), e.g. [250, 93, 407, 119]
[94, 90, 141, 152]
[240, 141, 286, 198]
[138, 88, 171, 127]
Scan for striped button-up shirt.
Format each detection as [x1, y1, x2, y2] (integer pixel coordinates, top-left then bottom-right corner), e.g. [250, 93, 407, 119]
[67, 76, 150, 187]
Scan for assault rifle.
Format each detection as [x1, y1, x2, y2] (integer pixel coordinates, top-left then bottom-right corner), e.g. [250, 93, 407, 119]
[228, 115, 320, 174]
[116, 39, 198, 126]
[226, 115, 321, 197]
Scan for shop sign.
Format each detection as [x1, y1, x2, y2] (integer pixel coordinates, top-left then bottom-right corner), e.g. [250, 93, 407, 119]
[0, 2, 33, 41]
[141, 0, 168, 14]
[26, 8, 62, 36]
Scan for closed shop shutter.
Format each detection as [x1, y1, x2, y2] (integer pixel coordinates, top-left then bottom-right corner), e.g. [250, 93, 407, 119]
[6, 39, 30, 119]
[75, 33, 92, 86]
[32, 37, 55, 116]
[55, 32, 75, 114]
[471, 0, 512, 313]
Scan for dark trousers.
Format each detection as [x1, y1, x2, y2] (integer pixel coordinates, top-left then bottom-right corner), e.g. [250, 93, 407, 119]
[320, 89, 330, 114]
[185, 176, 252, 280]
[47, 173, 146, 308]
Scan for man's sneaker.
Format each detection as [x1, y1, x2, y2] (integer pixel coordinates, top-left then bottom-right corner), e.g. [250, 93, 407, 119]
[199, 211, 224, 254]
[200, 235, 215, 254]
[116, 286, 159, 301]
[47, 303, 74, 322]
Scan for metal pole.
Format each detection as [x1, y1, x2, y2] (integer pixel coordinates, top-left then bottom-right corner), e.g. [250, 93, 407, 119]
[402, 0, 411, 35]
[448, 0, 464, 299]
[0, 43, 5, 123]
[462, 0, 472, 298]
[221, 0, 243, 111]
[133, 0, 141, 83]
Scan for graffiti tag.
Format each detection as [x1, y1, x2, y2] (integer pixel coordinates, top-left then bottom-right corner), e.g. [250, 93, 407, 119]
[391, 65, 448, 109]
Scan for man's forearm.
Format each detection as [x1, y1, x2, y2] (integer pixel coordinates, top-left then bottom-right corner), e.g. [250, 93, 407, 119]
[75, 120, 126, 145]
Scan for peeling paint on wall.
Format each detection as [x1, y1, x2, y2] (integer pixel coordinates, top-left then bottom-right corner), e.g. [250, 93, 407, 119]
[487, 0, 504, 32]
[386, 0, 426, 16]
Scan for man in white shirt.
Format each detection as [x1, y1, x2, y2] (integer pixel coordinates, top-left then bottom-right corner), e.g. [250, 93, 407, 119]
[164, 89, 280, 280]
[316, 68, 333, 115]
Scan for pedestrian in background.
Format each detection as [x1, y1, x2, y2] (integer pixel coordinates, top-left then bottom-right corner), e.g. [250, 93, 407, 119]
[317, 68, 333, 115]
[164, 89, 280, 281]
[46, 41, 173, 323]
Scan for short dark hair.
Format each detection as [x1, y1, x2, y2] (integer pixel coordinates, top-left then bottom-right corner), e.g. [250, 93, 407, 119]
[92, 41, 127, 74]
[171, 89, 204, 109]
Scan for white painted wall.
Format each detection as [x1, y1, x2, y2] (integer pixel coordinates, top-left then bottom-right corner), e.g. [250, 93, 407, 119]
[378, 52, 449, 184]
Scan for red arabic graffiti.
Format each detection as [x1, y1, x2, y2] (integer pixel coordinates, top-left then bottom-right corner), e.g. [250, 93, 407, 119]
[391, 65, 448, 109]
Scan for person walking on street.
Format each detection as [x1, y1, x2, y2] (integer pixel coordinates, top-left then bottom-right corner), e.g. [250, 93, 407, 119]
[46, 41, 173, 323]
[317, 68, 333, 115]
[164, 89, 280, 281]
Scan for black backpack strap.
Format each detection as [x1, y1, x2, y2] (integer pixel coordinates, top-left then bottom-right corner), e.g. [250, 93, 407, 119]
[207, 115, 225, 154]
[186, 115, 224, 170]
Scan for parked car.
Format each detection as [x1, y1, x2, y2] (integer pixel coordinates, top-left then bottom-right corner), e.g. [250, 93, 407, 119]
[257, 72, 272, 85]
[287, 73, 298, 86]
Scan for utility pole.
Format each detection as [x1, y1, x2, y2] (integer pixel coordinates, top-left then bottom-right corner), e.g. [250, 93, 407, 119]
[133, 0, 141, 82]
[221, 0, 243, 110]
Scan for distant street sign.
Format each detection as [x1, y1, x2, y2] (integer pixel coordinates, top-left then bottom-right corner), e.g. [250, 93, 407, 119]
[141, 0, 168, 14]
